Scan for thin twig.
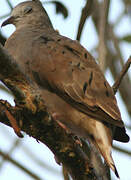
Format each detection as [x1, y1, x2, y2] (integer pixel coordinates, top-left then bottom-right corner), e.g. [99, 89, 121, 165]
[6, 0, 13, 10]
[113, 145, 131, 156]
[0, 139, 21, 170]
[98, 0, 110, 71]
[76, 0, 93, 41]
[0, 149, 43, 180]
[108, 52, 131, 116]
[112, 56, 131, 94]
[22, 144, 60, 175]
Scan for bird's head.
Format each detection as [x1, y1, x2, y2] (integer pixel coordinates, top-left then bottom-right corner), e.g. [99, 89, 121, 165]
[1, 0, 52, 29]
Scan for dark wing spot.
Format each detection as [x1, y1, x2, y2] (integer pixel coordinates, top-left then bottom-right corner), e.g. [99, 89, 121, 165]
[105, 90, 109, 97]
[62, 51, 65, 54]
[39, 36, 54, 44]
[104, 81, 107, 87]
[83, 82, 88, 94]
[64, 45, 80, 57]
[84, 53, 87, 59]
[89, 72, 93, 85]
[104, 82, 110, 97]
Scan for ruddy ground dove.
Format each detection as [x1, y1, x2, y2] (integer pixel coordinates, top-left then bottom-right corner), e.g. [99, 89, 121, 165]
[2, 0, 129, 178]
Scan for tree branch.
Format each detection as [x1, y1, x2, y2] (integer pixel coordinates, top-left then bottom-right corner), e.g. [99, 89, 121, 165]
[113, 145, 131, 156]
[112, 56, 131, 94]
[98, 0, 110, 71]
[76, 0, 94, 41]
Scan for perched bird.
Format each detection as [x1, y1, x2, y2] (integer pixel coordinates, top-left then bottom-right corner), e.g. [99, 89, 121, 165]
[2, 0, 129, 178]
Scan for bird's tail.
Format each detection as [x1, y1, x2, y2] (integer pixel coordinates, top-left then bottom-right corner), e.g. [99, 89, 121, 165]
[97, 142, 120, 178]
[88, 121, 120, 178]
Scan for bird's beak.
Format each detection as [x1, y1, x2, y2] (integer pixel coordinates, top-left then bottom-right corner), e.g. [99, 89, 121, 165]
[1, 16, 14, 27]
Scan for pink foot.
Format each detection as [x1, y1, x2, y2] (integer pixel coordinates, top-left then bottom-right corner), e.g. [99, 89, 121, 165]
[52, 112, 70, 133]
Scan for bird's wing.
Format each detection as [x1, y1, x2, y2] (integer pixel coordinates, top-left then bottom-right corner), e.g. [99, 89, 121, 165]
[32, 33, 124, 127]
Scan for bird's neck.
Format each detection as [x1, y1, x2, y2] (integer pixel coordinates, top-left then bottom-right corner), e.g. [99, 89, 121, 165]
[15, 22, 54, 32]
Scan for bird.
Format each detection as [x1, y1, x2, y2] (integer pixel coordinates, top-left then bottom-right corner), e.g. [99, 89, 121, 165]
[1, 0, 129, 178]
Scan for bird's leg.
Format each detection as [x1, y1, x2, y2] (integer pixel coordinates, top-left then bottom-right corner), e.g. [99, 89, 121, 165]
[52, 112, 82, 146]
[4, 109, 23, 138]
[52, 112, 70, 134]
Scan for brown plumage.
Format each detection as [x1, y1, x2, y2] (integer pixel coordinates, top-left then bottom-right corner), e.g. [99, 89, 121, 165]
[2, 0, 129, 178]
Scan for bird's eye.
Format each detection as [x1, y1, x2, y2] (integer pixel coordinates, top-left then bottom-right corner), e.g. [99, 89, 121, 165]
[24, 6, 32, 14]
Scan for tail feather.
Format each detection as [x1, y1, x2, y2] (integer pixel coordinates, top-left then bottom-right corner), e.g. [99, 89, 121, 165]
[88, 120, 120, 178]
[112, 164, 120, 179]
[91, 138, 120, 178]
[104, 153, 119, 179]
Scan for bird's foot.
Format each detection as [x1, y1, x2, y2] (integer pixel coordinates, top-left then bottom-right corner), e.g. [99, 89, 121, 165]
[5, 109, 23, 138]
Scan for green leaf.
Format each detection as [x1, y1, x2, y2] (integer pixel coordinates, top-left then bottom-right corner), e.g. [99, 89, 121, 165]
[121, 35, 131, 43]
[45, 1, 68, 19]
